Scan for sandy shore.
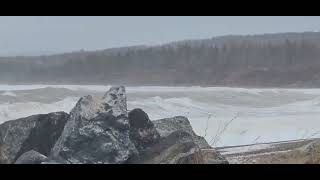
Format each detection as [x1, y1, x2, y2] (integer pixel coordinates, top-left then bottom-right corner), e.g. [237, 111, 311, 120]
[217, 138, 320, 164]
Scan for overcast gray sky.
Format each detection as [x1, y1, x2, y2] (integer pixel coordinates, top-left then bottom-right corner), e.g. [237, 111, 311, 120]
[1, 16, 320, 56]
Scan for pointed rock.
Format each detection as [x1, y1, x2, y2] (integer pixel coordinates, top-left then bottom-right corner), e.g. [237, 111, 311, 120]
[51, 86, 137, 164]
[103, 86, 127, 117]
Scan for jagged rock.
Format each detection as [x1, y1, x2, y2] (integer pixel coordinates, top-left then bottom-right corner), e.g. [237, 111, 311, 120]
[128, 108, 160, 152]
[0, 112, 69, 164]
[102, 86, 128, 117]
[153, 116, 228, 164]
[51, 86, 137, 164]
[128, 111, 223, 164]
[153, 116, 211, 149]
[15, 150, 48, 164]
[129, 130, 205, 164]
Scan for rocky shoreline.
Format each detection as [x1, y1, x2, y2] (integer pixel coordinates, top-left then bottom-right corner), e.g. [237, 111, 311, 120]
[2, 86, 320, 164]
[0, 86, 227, 164]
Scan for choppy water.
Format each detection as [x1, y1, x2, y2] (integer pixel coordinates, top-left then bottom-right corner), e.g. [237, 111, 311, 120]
[1, 84, 320, 147]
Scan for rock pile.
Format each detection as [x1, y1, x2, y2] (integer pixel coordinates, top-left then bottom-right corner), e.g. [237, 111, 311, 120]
[0, 86, 228, 164]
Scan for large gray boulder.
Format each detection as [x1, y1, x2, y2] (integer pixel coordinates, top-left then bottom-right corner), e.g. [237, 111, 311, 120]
[153, 116, 211, 149]
[127, 110, 212, 164]
[15, 150, 48, 164]
[51, 86, 137, 164]
[153, 116, 228, 164]
[128, 130, 205, 164]
[0, 112, 69, 164]
[128, 109, 225, 164]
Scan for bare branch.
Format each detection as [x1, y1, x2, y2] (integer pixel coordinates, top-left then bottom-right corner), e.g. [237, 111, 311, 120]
[209, 113, 239, 147]
[203, 113, 212, 138]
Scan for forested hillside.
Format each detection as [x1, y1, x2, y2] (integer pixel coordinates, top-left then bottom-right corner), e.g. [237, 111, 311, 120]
[2, 32, 320, 87]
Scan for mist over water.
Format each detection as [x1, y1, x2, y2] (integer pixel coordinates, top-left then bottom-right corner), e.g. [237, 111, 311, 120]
[1, 85, 320, 147]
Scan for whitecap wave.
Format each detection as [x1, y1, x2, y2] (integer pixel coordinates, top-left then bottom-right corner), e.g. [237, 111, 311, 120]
[1, 85, 320, 147]
[1, 91, 17, 97]
[128, 95, 320, 147]
[0, 97, 79, 124]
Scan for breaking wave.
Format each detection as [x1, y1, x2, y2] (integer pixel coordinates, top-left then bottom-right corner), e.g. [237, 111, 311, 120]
[0, 97, 79, 124]
[2, 85, 320, 146]
[1, 91, 17, 97]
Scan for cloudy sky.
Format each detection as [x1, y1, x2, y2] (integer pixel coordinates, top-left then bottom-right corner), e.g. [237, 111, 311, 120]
[0, 16, 320, 56]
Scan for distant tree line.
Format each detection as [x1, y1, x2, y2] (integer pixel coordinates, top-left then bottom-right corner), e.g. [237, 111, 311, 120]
[1, 32, 320, 87]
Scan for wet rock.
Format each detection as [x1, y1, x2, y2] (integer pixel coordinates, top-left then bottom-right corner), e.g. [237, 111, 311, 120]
[129, 130, 205, 164]
[51, 86, 137, 164]
[0, 112, 69, 164]
[153, 116, 211, 149]
[128, 108, 160, 152]
[153, 116, 228, 164]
